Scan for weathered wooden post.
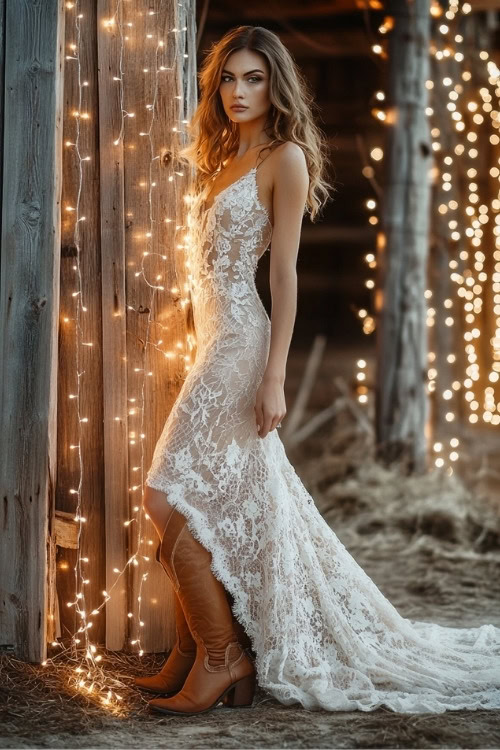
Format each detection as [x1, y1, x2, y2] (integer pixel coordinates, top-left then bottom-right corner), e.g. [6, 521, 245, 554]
[375, 0, 432, 472]
[0, 0, 65, 662]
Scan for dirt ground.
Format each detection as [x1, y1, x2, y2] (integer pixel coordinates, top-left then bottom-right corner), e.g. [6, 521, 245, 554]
[2, 343, 500, 749]
[2, 526, 499, 750]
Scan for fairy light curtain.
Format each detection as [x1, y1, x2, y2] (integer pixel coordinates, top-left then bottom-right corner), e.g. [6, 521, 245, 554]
[54, 0, 197, 692]
[355, 0, 500, 469]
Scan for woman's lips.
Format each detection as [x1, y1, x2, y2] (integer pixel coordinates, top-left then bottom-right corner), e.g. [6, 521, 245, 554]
[231, 105, 248, 111]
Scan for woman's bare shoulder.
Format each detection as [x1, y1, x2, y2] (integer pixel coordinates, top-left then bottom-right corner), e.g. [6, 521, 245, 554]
[268, 141, 307, 176]
[268, 141, 308, 187]
[274, 140, 306, 158]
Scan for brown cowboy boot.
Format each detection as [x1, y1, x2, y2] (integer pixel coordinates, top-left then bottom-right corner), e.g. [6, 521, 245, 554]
[134, 539, 197, 695]
[148, 507, 256, 715]
[134, 518, 254, 697]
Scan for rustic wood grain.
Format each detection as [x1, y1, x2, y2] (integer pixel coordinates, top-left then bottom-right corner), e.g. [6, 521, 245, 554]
[0, 0, 65, 662]
[96, 0, 130, 653]
[375, 0, 432, 472]
[96, 0, 197, 652]
[58, 0, 106, 647]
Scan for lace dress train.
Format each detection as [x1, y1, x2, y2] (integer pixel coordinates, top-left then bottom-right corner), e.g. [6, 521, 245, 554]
[145, 163, 500, 713]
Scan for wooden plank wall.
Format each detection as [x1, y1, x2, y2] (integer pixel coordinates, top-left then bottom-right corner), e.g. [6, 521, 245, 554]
[0, 0, 65, 662]
[57, 0, 106, 647]
[96, 0, 129, 652]
[56, 0, 197, 654]
[120, 0, 198, 654]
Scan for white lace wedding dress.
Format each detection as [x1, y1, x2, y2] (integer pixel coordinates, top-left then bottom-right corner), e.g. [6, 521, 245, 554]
[145, 163, 500, 714]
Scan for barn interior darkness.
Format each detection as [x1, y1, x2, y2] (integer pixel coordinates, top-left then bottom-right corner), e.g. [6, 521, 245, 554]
[195, 1, 385, 356]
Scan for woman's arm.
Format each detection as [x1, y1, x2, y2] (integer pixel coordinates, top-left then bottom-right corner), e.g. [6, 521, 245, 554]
[255, 142, 309, 439]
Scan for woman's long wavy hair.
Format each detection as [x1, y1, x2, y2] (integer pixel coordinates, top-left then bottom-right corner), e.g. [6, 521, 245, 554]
[179, 25, 336, 222]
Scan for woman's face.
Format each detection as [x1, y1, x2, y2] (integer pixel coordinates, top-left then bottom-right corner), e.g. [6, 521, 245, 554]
[218, 49, 271, 124]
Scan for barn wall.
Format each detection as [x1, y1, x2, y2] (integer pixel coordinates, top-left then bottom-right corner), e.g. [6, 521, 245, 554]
[56, 0, 197, 656]
[0, 0, 65, 663]
[0, 0, 197, 664]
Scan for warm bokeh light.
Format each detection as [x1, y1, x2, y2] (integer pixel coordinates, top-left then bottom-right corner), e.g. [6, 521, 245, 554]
[355, 0, 500, 463]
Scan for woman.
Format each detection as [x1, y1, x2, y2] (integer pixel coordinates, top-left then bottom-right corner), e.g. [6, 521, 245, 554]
[137, 25, 500, 716]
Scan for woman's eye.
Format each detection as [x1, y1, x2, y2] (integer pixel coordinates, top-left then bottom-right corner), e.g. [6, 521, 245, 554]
[221, 76, 262, 83]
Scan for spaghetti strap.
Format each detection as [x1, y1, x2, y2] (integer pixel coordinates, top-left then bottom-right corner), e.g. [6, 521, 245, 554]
[255, 152, 272, 170]
[255, 140, 289, 171]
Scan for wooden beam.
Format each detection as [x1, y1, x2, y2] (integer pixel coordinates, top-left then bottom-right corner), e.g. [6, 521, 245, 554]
[58, 0, 106, 649]
[54, 510, 79, 549]
[0, 0, 65, 663]
[97, 0, 131, 653]
[375, 0, 432, 471]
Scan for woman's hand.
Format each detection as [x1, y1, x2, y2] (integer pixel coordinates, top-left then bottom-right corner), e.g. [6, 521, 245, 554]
[254, 374, 286, 438]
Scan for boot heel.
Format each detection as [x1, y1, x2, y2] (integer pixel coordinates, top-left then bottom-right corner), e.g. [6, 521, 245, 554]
[224, 673, 255, 708]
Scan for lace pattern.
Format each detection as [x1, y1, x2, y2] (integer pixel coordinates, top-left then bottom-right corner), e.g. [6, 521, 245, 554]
[146, 167, 500, 713]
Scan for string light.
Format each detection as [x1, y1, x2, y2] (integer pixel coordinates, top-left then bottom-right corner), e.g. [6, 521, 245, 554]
[45, 0, 192, 711]
[427, 5, 500, 440]
[356, 0, 499, 469]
